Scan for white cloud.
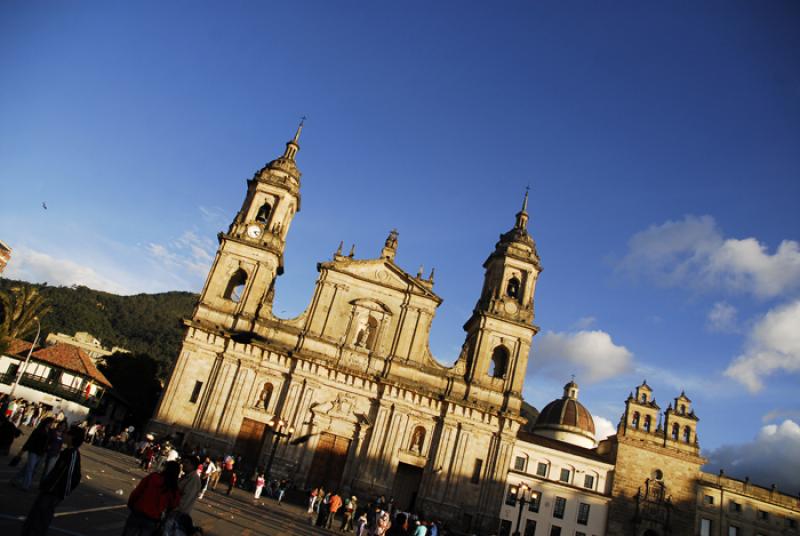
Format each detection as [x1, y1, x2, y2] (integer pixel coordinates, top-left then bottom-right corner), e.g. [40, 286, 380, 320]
[146, 230, 215, 279]
[594, 415, 616, 441]
[619, 215, 800, 298]
[532, 330, 634, 383]
[724, 300, 800, 393]
[707, 301, 737, 332]
[198, 205, 227, 225]
[704, 419, 800, 493]
[762, 409, 800, 424]
[573, 316, 597, 329]
[4, 246, 134, 294]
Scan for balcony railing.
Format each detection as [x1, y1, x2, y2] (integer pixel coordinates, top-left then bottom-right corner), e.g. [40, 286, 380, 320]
[0, 371, 104, 408]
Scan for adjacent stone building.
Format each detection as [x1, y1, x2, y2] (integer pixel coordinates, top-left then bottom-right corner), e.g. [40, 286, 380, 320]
[150, 125, 542, 533]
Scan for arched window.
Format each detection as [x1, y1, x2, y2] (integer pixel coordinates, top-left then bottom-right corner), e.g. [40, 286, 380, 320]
[631, 412, 640, 429]
[680, 404, 686, 415]
[410, 426, 426, 453]
[488, 346, 509, 378]
[255, 201, 272, 223]
[641, 393, 647, 403]
[223, 269, 247, 303]
[506, 277, 521, 299]
[671, 423, 679, 440]
[683, 426, 691, 443]
[259, 382, 274, 409]
[643, 415, 652, 432]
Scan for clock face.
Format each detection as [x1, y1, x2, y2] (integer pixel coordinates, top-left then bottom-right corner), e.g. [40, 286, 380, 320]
[246, 224, 262, 238]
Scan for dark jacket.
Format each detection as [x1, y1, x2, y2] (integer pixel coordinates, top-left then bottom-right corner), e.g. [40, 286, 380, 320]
[41, 447, 81, 499]
[22, 423, 49, 456]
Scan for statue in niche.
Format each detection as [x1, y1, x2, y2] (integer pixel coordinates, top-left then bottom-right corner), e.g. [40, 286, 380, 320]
[355, 316, 370, 347]
[259, 382, 274, 410]
[410, 426, 426, 454]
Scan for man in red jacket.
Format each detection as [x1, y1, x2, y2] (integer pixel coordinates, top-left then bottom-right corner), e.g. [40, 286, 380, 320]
[21, 425, 85, 536]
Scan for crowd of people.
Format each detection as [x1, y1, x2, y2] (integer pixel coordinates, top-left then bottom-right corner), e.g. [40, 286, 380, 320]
[3, 393, 447, 536]
[307, 489, 442, 536]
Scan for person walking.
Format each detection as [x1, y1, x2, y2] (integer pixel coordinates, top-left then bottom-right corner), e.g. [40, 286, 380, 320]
[341, 495, 357, 531]
[277, 479, 288, 504]
[198, 456, 217, 499]
[40, 420, 66, 482]
[177, 457, 202, 515]
[326, 491, 342, 528]
[356, 512, 369, 536]
[21, 425, 84, 536]
[122, 460, 182, 536]
[254, 472, 265, 500]
[11, 416, 53, 490]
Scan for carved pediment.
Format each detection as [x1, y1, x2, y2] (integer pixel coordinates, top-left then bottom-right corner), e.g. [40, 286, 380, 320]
[309, 394, 371, 427]
[322, 258, 441, 301]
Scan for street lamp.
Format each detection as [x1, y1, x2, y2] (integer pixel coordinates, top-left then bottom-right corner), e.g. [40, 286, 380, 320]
[9, 317, 40, 398]
[511, 482, 537, 536]
[264, 417, 295, 480]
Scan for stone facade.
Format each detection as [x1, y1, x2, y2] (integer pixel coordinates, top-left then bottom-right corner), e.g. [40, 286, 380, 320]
[149, 126, 542, 533]
[696, 472, 800, 536]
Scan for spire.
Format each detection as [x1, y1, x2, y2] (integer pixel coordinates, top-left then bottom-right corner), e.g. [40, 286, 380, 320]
[514, 186, 530, 230]
[282, 116, 305, 161]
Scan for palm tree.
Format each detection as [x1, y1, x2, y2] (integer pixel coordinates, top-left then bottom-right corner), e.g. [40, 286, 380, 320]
[0, 286, 52, 354]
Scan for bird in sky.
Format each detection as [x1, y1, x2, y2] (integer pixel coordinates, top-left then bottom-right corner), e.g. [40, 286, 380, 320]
[42, 202, 47, 210]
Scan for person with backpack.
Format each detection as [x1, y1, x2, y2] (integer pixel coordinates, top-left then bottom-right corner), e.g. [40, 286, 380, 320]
[21, 425, 85, 536]
[123, 460, 182, 536]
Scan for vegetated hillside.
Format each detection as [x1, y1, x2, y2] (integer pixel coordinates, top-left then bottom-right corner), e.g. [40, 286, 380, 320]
[0, 278, 196, 376]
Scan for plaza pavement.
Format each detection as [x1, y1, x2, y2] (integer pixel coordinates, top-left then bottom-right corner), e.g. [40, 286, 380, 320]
[0, 441, 333, 536]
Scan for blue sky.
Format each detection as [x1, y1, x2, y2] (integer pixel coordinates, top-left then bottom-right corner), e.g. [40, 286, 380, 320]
[2, 2, 799, 487]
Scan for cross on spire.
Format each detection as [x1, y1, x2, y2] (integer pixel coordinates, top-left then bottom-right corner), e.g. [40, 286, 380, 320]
[293, 115, 307, 143]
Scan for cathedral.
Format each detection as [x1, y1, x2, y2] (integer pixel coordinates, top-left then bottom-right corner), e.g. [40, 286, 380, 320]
[150, 126, 799, 535]
[151, 124, 540, 532]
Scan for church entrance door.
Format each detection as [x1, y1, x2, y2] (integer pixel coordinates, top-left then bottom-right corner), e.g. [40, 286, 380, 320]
[233, 418, 266, 469]
[307, 432, 350, 490]
[392, 462, 424, 512]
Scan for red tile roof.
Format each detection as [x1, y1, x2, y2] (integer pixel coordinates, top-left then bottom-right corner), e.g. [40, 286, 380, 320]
[30, 343, 113, 388]
[5, 338, 34, 356]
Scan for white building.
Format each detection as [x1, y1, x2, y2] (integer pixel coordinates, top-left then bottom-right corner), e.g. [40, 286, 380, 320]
[499, 381, 614, 536]
[0, 338, 112, 423]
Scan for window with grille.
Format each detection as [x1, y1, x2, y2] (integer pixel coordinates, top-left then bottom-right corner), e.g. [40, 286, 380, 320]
[514, 456, 527, 472]
[559, 468, 570, 483]
[553, 497, 566, 519]
[577, 503, 590, 525]
[524, 520, 537, 536]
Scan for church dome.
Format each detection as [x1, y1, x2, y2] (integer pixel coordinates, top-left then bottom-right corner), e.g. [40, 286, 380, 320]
[533, 380, 597, 448]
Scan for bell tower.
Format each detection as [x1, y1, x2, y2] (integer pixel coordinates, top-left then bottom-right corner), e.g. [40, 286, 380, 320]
[195, 122, 304, 331]
[462, 190, 542, 408]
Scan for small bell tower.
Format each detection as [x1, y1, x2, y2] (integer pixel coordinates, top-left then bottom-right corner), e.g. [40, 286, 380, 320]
[195, 121, 305, 330]
[462, 190, 542, 406]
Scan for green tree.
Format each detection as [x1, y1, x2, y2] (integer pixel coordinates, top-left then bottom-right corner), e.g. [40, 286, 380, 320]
[0, 285, 52, 354]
